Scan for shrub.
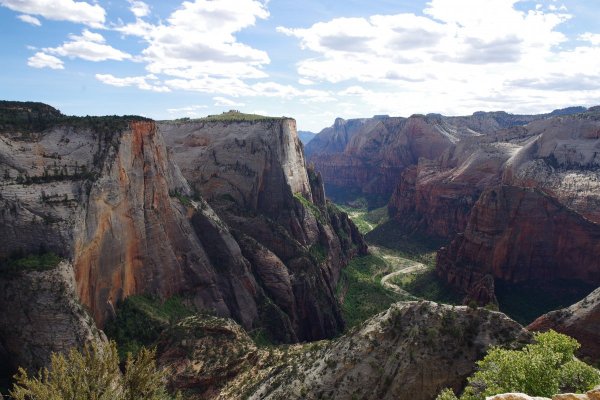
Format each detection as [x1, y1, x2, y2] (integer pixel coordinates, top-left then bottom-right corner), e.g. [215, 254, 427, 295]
[9, 341, 179, 400]
[441, 330, 600, 400]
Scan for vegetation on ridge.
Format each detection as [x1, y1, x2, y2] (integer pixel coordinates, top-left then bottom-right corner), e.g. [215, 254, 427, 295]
[8, 341, 179, 400]
[197, 110, 286, 122]
[437, 330, 600, 400]
[104, 295, 195, 360]
[0, 100, 150, 135]
[0, 251, 62, 276]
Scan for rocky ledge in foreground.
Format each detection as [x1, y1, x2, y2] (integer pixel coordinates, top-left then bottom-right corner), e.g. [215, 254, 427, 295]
[164, 301, 530, 400]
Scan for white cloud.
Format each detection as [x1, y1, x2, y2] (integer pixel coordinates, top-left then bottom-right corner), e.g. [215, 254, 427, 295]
[128, 0, 150, 18]
[579, 32, 600, 46]
[214, 97, 245, 107]
[274, 0, 600, 120]
[27, 52, 64, 69]
[0, 0, 105, 27]
[115, 0, 270, 80]
[95, 73, 171, 92]
[279, 2, 571, 84]
[17, 14, 40, 26]
[167, 105, 207, 116]
[45, 30, 131, 62]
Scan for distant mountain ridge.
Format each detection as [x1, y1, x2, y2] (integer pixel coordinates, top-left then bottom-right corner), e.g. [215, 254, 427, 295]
[305, 107, 588, 207]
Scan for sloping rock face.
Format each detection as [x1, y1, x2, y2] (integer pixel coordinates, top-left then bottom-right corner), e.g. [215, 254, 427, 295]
[0, 103, 365, 372]
[389, 110, 600, 239]
[306, 116, 461, 205]
[529, 288, 600, 363]
[0, 261, 104, 373]
[306, 109, 583, 207]
[377, 108, 600, 308]
[437, 185, 600, 300]
[220, 301, 531, 400]
[387, 138, 517, 239]
[161, 118, 367, 342]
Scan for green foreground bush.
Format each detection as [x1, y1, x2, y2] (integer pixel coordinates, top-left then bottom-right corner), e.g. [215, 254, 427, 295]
[9, 341, 178, 400]
[437, 330, 600, 400]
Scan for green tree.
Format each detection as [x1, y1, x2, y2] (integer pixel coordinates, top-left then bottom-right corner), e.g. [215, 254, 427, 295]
[437, 331, 600, 400]
[9, 341, 179, 400]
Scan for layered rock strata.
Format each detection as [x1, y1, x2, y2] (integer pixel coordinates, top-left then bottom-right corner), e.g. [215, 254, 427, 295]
[0, 103, 365, 373]
[218, 301, 530, 400]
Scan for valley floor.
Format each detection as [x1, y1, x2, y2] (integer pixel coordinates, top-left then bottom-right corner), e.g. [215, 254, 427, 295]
[337, 203, 597, 328]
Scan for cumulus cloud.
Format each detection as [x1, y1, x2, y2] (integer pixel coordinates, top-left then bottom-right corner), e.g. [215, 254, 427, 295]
[167, 105, 207, 116]
[128, 0, 150, 18]
[273, 0, 600, 120]
[115, 0, 270, 80]
[0, 0, 105, 27]
[95, 73, 170, 92]
[44, 30, 131, 62]
[17, 14, 41, 26]
[278, 1, 571, 84]
[27, 52, 64, 69]
[579, 33, 600, 46]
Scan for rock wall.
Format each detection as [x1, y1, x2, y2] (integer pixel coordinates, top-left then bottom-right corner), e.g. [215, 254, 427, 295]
[0, 261, 103, 373]
[306, 109, 582, 207]
[222, 301, 530, 400]
[161, 117, 367, 342]
[0, 104, 367, 374]
[437, 186, 600, 300]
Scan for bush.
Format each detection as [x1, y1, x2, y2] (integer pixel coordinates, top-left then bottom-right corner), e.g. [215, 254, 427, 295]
[438, 331, 600, 400]
[9, 341, 179, 400]
[436, 388, 459, 400]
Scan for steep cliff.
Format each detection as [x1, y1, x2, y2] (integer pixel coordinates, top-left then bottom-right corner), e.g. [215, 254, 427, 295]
[437, 186, 600, 303]
[307, 109, 584, 207]
[0, 261, 104, 374]
[390, 108, 600, 240]
[0, 103, 366, 374]
[161, 116, 367, 342]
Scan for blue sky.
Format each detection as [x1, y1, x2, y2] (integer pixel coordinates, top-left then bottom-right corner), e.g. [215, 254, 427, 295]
[1, 0, 600, 131]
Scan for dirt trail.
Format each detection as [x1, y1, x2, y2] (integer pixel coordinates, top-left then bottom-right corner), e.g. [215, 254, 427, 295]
[370, 246, 428, 297]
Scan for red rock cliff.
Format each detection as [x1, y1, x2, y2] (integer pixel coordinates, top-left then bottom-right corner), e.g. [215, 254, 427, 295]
[437, 185, 600, 298]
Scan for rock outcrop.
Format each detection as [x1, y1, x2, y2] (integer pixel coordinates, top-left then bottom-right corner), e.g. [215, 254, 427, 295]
[161, 117, 367, 342]
[437, 185, 600, 301]
[0, 103, 366, 374]
[486, 387, 600, 400]
[0, 261, 104, 374]
[376, 108, 600, 306]
[219, 301, 530, 400]
[529, 288, 600, 363]
[306, 109, 584, 207]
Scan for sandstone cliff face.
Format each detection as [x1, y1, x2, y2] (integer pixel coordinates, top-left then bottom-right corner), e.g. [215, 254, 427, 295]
[407, 111, 600, 306]
[437, 186, 600, 300]
[0, 261, 104, 373]
[218, 301, 530, 400]
[0, 104, 366, 373]
[306, 109, 583, 206]
[306, 115, 462, 205]
[386, 112, 600, 240]
[161, 118, 367, 342]
[529, 288, 600, 363]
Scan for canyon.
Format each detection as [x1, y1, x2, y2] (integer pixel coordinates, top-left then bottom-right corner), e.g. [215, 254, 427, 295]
[1, 101, 599, 400]
[0, 103, 364, 375]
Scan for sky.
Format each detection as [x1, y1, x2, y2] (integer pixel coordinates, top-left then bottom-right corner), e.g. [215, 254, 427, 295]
[1, 0, 600, 131]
